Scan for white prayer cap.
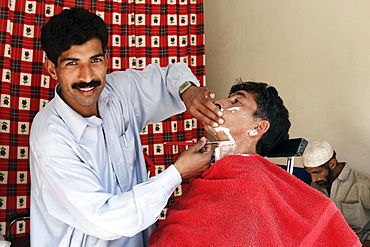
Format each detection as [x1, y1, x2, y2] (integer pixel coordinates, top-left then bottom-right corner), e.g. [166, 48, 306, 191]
[302, 140, 334, 168]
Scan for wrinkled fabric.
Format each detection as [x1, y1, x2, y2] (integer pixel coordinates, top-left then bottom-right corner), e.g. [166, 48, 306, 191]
[30, 63, 197, 247]
[149, 154, 361, 247]
[312, 164, 370, 242]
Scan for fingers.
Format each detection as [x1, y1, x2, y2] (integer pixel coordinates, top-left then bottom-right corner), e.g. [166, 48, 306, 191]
[182, 86, 224, 127]
[191, 93, 224, 126]
[191, 136, 207, 150]
[199, 89, 224, 126]
[201, 88, 222, 115]
[173, 137, 214, 179]
[191, 137, 212, 153]
[186, 137, 205, 152]
[189, 103, 224, 128]
[203, 88, 215, 99]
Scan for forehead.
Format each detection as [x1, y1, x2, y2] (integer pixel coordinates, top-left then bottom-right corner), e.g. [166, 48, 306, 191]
[58, 38, 104, 61]
[304, 166, 326, 173]
[230, 90, 255, 99]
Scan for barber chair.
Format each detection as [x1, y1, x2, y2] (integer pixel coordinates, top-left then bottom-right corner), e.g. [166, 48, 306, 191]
[3, 211, 30, 247]
[266, 138, 308, 175]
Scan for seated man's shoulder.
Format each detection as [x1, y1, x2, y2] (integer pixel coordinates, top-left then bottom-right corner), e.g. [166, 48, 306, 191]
[350, 167, 370, 187]
[352, 167, 370, 178]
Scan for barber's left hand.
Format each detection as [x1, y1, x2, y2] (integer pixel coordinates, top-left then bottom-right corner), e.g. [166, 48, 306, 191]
[181, 86, 224, 127]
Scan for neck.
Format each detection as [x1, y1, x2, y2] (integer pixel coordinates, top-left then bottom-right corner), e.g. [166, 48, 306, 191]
[332, 161, 345, 180]
[71, 103, 99, 117]
[59, 87, 99, 117]
[214, 138, 257, 161]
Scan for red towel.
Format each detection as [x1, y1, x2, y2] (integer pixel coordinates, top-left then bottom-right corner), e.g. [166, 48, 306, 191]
[149, 154, 361, 247]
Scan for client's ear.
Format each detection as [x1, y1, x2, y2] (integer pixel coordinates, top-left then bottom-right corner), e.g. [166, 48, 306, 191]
[256, 120, 270, 135]
[248, 120, 270, 137]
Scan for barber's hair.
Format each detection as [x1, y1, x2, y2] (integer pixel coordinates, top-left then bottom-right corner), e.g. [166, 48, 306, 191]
[41, 7, 108, 66]
[229, 80, 291, 156]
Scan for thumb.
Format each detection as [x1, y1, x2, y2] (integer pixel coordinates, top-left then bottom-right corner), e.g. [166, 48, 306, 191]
[191, 137, 208, 152]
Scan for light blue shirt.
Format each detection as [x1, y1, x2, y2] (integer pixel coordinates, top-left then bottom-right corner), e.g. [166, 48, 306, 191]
[29, 63, 198, 247]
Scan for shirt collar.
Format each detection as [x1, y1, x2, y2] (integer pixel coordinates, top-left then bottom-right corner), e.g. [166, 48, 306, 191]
[337, 163, 350, 181]
[54, 84, 103, 142]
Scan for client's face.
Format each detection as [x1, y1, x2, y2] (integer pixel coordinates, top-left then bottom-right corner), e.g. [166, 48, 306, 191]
[205, 90, 260, 141]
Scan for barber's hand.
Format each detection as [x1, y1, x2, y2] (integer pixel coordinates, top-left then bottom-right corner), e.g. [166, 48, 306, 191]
[181, 86, 224, 128]
[174, 137, 213, 179]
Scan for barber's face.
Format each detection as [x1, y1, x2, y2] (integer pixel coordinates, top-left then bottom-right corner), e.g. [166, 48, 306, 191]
[304, 165, 333, 187]
[205, 90, 260, 140]
[45, 38, 108, 116]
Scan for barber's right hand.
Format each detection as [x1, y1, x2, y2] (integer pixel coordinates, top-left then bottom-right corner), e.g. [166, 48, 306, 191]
[174, 137, 213, 179]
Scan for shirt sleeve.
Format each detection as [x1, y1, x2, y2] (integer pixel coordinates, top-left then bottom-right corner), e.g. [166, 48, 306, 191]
[359, 182, 370, 241]
[30, 62, 194, 241]
[107, 62, 199, 130]
[32, 150, 182, 239]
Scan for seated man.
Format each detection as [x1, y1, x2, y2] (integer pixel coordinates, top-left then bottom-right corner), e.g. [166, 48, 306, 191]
[303, 140, 370, 246]
[149, 81, 360, 247]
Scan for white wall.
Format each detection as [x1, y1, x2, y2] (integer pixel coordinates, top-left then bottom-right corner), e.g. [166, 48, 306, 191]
[204, 0, 370, 173]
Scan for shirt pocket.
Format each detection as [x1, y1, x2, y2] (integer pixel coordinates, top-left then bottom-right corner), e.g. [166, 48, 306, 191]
[118, 125, 137, 167]
[340, 200, 362, 230]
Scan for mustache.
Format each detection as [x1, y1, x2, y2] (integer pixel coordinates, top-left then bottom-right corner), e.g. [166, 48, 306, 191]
[72, 80, 102, 89]
[315, 180, 328, 186]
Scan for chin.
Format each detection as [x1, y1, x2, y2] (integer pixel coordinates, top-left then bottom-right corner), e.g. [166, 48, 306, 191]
[204, 126, 232, 141]
[204, 125, 214, 134]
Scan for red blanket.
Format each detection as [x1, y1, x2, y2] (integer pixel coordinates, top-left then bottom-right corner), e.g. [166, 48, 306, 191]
[149, 154, 360, 247]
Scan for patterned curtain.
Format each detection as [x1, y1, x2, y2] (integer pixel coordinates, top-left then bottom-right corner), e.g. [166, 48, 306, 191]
[0, 0, 205, 239]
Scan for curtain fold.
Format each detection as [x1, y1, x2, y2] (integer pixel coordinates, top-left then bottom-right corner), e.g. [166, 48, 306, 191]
[0, 0, 205, 238]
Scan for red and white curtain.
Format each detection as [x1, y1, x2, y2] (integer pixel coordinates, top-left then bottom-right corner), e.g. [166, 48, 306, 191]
[0, 0, 205, 239]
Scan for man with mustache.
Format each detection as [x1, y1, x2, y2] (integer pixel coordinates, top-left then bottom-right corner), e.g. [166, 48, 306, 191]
[29, 7, 221, 247]
[303, 140, 370, 246]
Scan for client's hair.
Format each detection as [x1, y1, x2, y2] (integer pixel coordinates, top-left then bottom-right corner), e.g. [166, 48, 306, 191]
[229, 80, 291, 156]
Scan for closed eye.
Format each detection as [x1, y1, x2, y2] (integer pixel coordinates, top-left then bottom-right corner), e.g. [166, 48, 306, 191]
[231, 96, 243, 104]
[229, 91, 247, 105]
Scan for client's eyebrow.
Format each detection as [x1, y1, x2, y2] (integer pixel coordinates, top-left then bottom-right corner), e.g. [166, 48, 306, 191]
[229, 91, 247, 98]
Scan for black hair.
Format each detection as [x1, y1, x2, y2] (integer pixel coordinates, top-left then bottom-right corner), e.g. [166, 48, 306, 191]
[229, 80, 291, 156]
[41, 7, 108, 66]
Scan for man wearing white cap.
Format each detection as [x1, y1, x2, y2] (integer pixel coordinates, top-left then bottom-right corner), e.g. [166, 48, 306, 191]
[303, 140, 370, 246]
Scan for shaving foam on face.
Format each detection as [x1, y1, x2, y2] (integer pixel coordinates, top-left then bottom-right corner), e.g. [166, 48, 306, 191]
[213, 127, 236, 161]
[224, 107, 241, 113]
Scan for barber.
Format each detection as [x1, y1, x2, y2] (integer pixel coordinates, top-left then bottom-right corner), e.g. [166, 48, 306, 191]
[29, 7, 222, 247]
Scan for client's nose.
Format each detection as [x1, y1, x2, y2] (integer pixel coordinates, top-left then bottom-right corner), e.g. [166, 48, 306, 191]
[214, 98, 232, 109]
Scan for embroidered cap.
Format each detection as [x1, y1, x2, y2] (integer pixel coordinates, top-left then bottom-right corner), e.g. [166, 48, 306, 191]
[302, 140, 334, 167]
